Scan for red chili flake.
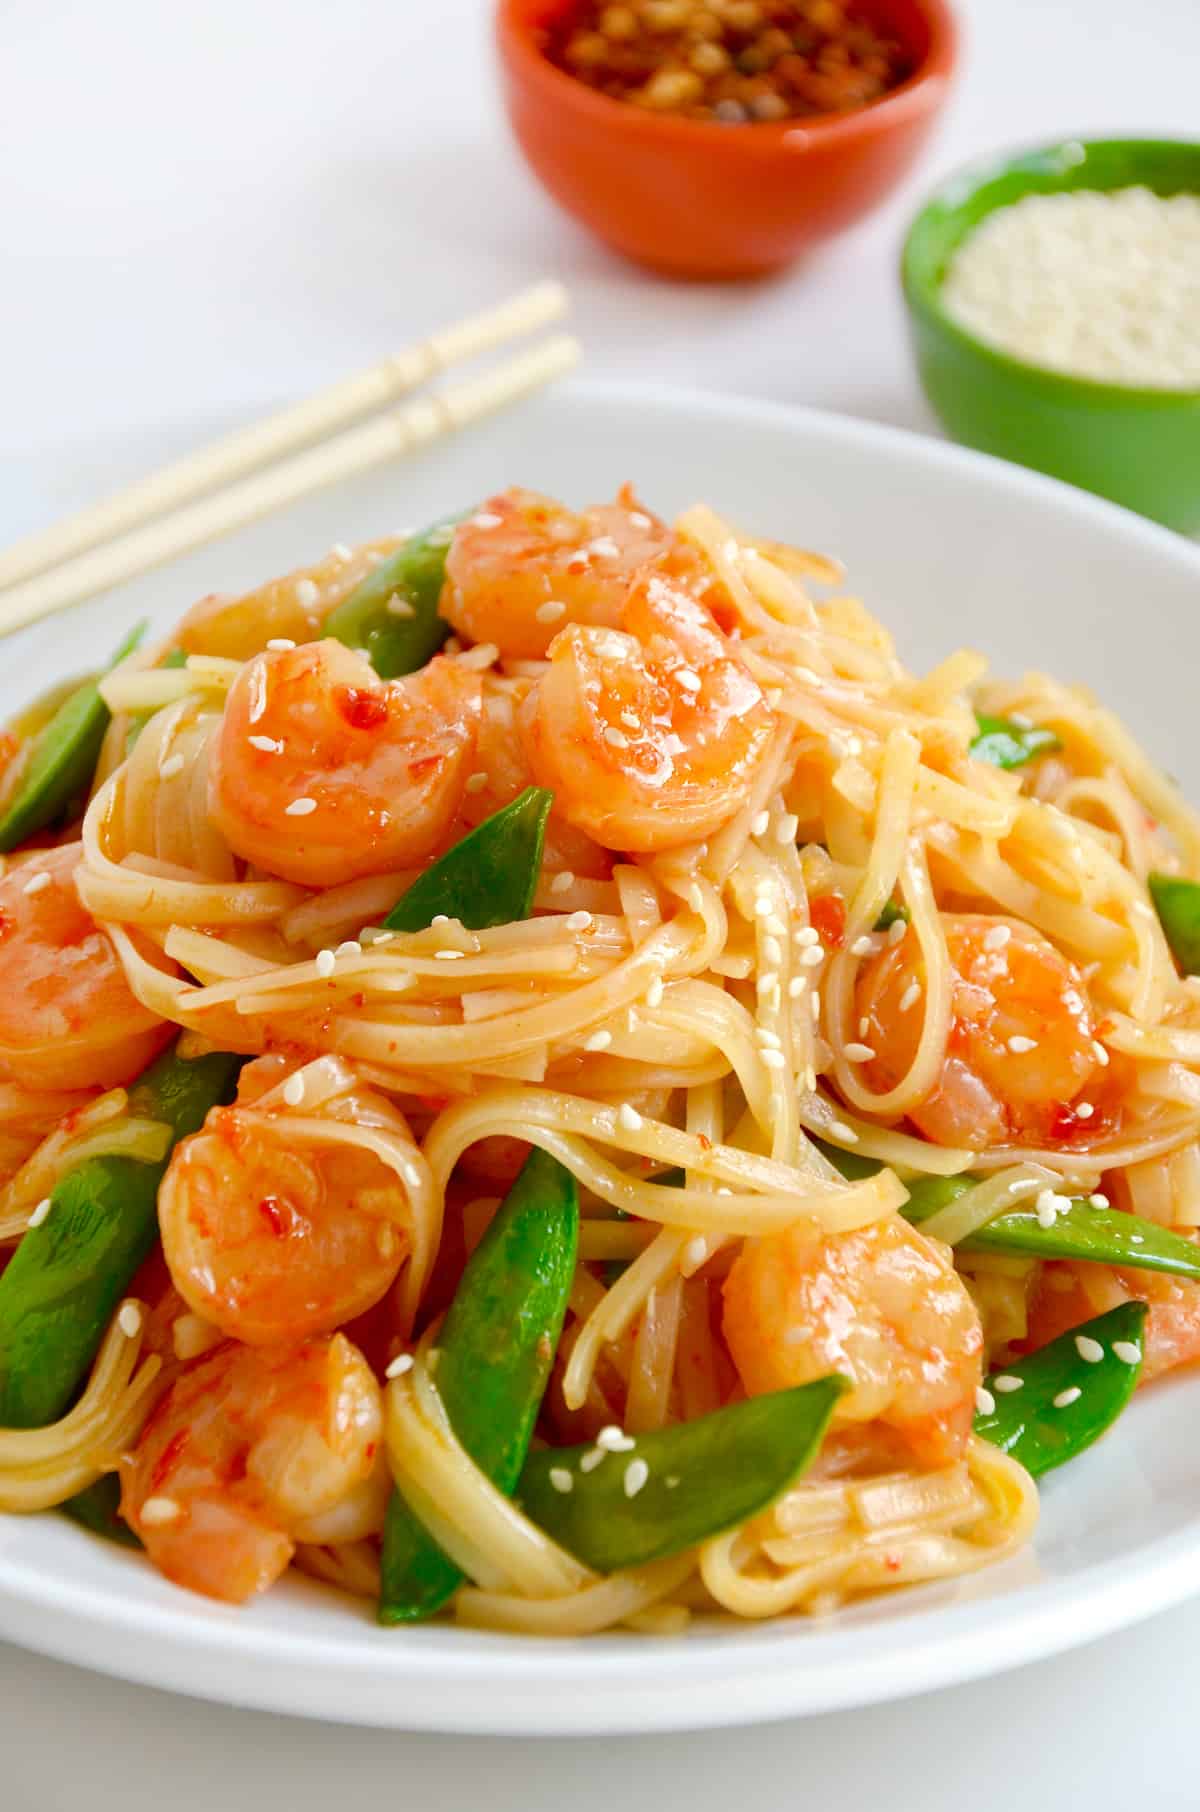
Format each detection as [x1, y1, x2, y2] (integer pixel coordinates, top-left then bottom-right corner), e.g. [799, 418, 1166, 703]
[337, 686, 390, 731]
[151, 1428, 190, 1492]
[257, 1195, 293, 1238]
[810, 893, 846, 949]
[696, 1133, 712, 1151]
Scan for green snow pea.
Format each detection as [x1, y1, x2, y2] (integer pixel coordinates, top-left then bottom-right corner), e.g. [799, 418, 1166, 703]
[519, 1376, 847, 1573]
[383, 787, 551, 934]
[875, 900, 910, 931]
[61, 1474, 140, 1549]
[0, 624, 144, 851]
[0, 1044, 240, 1429]
[973, 1302, 1147, 1476]
[379, 1148, 578, 1624]
[1149, 873, 1200, 976]
[324, 515, 462, 679]
[970, 714, 1061, 770]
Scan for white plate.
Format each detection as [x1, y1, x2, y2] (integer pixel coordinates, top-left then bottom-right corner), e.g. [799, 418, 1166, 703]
[2, 382, 1200, 1734]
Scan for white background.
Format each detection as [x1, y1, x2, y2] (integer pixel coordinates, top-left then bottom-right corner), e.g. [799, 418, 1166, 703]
[2, 0, 1200, 1804]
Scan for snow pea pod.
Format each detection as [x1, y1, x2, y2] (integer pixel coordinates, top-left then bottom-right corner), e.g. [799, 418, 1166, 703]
[0, 623, 144, 852]
[974, 1302, 1147, 1476]
[61, 1474, 140, 1548]
[518, 1376, 846, 1573]
[379, 1148, 578, 1624]
[970, 713, 1061, 770]
[323, 515, 461, 679]
[0, 1044, 240, 1429]
[383, 787, 552, 934]
[1149, 873, 1200, 975]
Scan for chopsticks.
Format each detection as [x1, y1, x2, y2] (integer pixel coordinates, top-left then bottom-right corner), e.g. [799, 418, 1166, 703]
[0, 283, 578, 640]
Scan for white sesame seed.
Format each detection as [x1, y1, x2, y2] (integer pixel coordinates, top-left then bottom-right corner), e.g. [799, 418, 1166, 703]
[266, 637, 297, 652]
[1007, 1035, 1037, 1053]
[431, 915, 450, 927]
[140, 1496, 182, 1526]
[788, 976, 806, 998]
[536, 600, 567, 625]
[385, 1352, 414, 1379]
[434, 949, 464, 960]
[546, 871, 575, 898]
[975, 1386, 996, 1416]
[366, 929, 394, 945]
[589, 536, 620, 559]
[858, 1016, 870, 1037]
[1054, 1386, 1082, 1409]
[315, 949, 336, 978]
[983, 925, 1012, 952]
[549, 1467, 574, 1494]
[1113, 1340, 1142, 1365]
[247, 734, 283, 753]
[584, 1030, 613, 1052]
[386, 595, 415, 618]
[335, 940, 362, 959]
[27, 1197, 52, 1228]
[566, 910, 592, 931]
[757, 1027, 782, 1048]
[676, 670, 702, 694]
[1088, 1192, 1110, 1208]
[464, 771, 488, 794]
[159, 753, 186, 779]
[750, 810, 770, 836]
[1035, 1187, 1070, 1228]
[471, 512, 503, 529]
[295, 577, 320, 607]
[1074, 1101, 1095, 1120]
[800, 945, 825, 968]
[993, 1374, 1024, 1393]
[774, 813, 799, 844]
[763, 936, 783, 966]
[118, 1302, 143, 1338]
[1093, 1042, 1110, 1066]
[21, 871, 51, 897]
[849, 935, 875, 957]
[619, 711, 641, 732]
[618, 1104, 644, 1133]
[596, 1425, 637, 1453]
[624, 1457, 650, 1498]
[828, 1120, 858, 1143]
[760, 1048, 786, 1071]
[1076, 1334, 1105, 1363]
[844, 1042, 876, 1062]
[683, 1236, 708, 1270]
[580, 1448, 605, 1473]
[629, 511, 652, 530]
[646, 975, 665, 1009]
[285, 796, 318, 817]
[756, 972, 779, 997]
[604, 726, 629, 749]
[794, 926, 820, 948]
[331, 543, 353, 561]
[282, 1073, 305, 1108]
[754, 896, 775, 919]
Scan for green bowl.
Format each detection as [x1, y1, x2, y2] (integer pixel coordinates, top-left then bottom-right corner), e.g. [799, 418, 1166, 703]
[901, 138, 1200, 533]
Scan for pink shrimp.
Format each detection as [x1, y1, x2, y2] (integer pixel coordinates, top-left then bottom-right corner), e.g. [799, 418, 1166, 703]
[0, 844, 170, 1090]
[442, 485, 674, 660]
[208, 639, 481, 887]
[723, 1216, 984, 1468]
[119, 1334, 382, 1603]
[521, 571, 775, 853]
[855, 915, 1103, 1149]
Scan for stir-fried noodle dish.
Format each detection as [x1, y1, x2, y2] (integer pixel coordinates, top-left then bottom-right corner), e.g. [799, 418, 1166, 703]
[2, 484, 1199, 1636]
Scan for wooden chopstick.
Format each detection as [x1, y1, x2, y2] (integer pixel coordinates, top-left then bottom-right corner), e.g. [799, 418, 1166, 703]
[0, 332, 581, 641]
[0, 281, 569, 596]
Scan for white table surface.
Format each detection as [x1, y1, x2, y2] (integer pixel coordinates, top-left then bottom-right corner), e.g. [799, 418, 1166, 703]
[3, 0, 1200, 1803]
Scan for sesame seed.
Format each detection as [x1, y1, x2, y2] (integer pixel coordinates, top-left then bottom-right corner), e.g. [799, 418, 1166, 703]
[434, 949, 463, 960]
[315, 949, 336, 978]
[1088, 1192, 1110, 1208]
[471, 512, 502, 529]
[1093, 1042, 1110, 1066]
[140, 1496, 182, 1526]
[788, 976, 806, 998]
[794, 927, 820, 948]
[800, 945, 825, 968]
[1035, 1187, 1071, 1228]
[849, 935, 875, 957]
[983, 925, 1012, 952]
[21, 871, 51, 897]
[763, 936, 783, 966]
[828, 1120, 858, 1143]
[118, 1302, 143, 1338]
[366, 929, 394, 945]
[584, 1030, 613, 1052]
[618, 1104, 644, 1133]
[844, 1042, 876, 1062]
[589, 536, 620, 559]
[597, 1425, 637, 1453]
[975, 1386, 996, 1416]
[756, 972, 779, 997]
[751, 810, 770, 836]
[887, 917, 908, 947]
[775, 814, 799, 844]
[27, 1197, 52, 1228]
[1113, 1340, 1142, 1365]
[764, 914, 788, 938]
[331, 543, 353, 561]
[387, 595, 415, 618]
[646, 975, 665, 1009]
[283, 1073, 305, 1107]
[159, 753, 186, 779]
[566, 910, 592, 932]
[676, 670, 701, 694]
[620, 711, 641, 732]
[760, 1048, 786, 1071]
[754, 897, 775, 918]
[1075, 1101, 1095, 1119]
[629, 511, 652, 530]
[858, 1016, 870, 1037]
[285, 796, 317, 817]
[993, 1374, 1024, 1393]
[335, 940, 362, 959]
[624, 1458, 650, 1498]
[536, 600, 567, 625]
[604, 726, 628, 749]
[549, 1467, 574, 1494]
[580, 1448, 605, 1473]
[295, 577, 320, 607]
[757, 1027, 782, 1048]
[1054, 1386, 1082, 1409]
[1007, 1035, 1037, 1053]
[683, 1236, 708, 1269]
[431, 915, 450, 927]
[899, 980, 922, 1013]
[1076, 1335, 1105, 1363]
[464, 771, 488, 794]
[385, 1353, 414, 1379]
[247, 734, 283, 753]
[266, 637, 297, 652]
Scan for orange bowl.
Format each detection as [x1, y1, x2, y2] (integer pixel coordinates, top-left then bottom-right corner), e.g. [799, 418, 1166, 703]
[496, 0, 958, 279]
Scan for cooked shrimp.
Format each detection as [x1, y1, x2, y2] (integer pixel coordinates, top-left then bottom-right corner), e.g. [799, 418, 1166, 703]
[159, 1097, 409, 1347]
[1028, 1260, 1200, 1385]
[208, 639, 481, 887]
[119, 1333, 382, 1603]
[442, 485, 673, 660]
[177, 539, 404, 661]
[723, 1215, 984, 1468]
[856, 914, 1101, 1148]
[521, 572, 774, 853]
[0, 845, 170, 1090]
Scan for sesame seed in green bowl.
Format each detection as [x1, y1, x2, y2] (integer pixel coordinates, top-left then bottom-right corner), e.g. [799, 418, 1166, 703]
[901, 137, 1200, 534]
